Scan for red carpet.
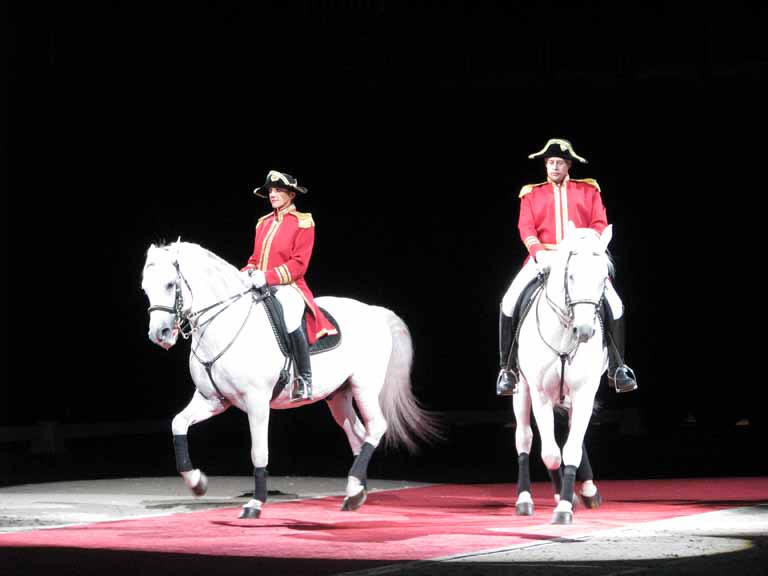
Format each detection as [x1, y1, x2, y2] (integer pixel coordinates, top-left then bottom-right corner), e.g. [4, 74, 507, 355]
[1, 477, 766, 566]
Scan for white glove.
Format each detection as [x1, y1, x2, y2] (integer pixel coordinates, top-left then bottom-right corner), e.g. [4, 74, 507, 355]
[249, 269, 267, 288]
[239, 269, 254, 287]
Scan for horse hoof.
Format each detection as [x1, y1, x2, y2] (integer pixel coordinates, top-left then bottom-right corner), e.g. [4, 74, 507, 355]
[192, 472, 208, 496]
[341, 489, 367, 511]
[580, 490, 602, 509]
[551, 510, 573, 525]
[515, 501, 534, 516]
[239, 506, 261, 519]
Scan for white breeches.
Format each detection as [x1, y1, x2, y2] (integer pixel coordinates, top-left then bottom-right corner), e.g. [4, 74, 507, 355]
[274, 285, 306, 333]
[501, 259, 623, 320]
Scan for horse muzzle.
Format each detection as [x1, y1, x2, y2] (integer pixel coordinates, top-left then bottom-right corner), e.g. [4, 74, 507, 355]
[573, 323, 595, 343]
[149, 325, 179, 350]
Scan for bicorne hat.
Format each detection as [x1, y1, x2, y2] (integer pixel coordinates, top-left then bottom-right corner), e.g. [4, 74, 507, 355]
[528, 139, 588, 164]
[253, 170, 309, 198]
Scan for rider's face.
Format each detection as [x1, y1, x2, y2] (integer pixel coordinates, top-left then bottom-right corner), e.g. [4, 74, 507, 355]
[268, 187, 296, 211]
[546, 157, 571, 184]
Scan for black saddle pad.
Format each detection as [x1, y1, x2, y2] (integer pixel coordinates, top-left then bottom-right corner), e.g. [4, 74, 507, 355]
[304, 307, 342, 355]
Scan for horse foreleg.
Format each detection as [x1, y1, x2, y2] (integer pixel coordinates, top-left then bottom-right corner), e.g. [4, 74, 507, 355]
[240, 394, 271, 519]
[529, 393, 561, 472]
[512, 382, 534, 515]
[171, 390, 229, 496]
[551, 392, 595, 524]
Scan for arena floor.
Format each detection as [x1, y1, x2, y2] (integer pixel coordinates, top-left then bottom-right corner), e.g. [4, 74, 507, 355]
[1, 475, 766, 575]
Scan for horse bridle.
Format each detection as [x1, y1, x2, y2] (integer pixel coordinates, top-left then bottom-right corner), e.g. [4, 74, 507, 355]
[147, 259, 254, 340]
[147, 260, 195, 339]
[544, 251, 607, 330]
[147, 257, 264, 400]
[536, 250, 608, 402]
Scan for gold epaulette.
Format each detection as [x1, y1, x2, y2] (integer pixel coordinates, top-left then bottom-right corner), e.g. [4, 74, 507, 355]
[292, 210, 315, 229]
[257, 212, 272, 224]
[519, 182, 547, 198]
[572, 178, 601, 192]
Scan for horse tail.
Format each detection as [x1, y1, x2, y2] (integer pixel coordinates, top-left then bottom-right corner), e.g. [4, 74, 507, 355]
[377, 309, 443, 453]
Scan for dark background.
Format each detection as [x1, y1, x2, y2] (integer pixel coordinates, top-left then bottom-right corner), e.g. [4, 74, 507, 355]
[4, 1, 766, 485]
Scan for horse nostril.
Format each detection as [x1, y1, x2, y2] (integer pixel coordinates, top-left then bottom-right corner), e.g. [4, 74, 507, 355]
[161, 327, 171, 340]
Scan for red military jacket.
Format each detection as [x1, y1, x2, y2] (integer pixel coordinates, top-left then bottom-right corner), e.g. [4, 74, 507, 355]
[242, 204, 337, 343]
[518, 176, 608, 262]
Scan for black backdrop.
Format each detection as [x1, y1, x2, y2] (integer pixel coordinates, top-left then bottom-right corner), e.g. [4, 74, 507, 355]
[5, 2, 767, 478]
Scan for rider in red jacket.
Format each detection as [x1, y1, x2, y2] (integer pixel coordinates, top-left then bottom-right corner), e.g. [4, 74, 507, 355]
[242, 170, 337, 401]
[497, 139, 637, 396]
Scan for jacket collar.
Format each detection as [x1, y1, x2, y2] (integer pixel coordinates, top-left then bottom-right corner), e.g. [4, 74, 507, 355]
[273, 204, 296, 222]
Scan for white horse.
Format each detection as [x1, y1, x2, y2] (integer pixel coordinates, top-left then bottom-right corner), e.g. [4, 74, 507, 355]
[141, 241, 440, 519]
[512, 222, 613, 524]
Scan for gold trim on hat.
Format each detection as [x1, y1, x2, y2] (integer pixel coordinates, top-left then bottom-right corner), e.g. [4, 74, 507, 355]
[528, 139, 588, 163]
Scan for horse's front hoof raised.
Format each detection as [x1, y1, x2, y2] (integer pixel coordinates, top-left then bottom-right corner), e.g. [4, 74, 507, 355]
[516, 501, 534, 516]
[192, 472, 208, 496]
[239, 506, 262, 519]
[341, 489, 367, 511]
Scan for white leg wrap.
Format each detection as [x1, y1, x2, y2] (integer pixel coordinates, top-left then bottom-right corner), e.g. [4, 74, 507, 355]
[346, 475, 365, 498]
[516, 491, 533, 505]
[554, 499, 573, 514]
[580, 480, 597, 497]
[243, 498, 263, 510]
[182, 469, 201, 489]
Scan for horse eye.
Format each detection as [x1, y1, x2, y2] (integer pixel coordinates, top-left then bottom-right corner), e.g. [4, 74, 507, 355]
[166, 282, 175, 291]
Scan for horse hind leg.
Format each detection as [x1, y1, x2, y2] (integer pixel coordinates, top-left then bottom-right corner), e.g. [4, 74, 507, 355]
[325, 384, 370, 511]
[339, 373, 390, 511]
[325, 383, 366, 455]
[576, 442, 602, 509]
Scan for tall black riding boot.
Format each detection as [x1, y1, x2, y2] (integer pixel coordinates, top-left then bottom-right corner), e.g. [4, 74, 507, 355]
[288, 329, 313, 402]
[605, 314, 637, 393]
[497, 311, 519, 396]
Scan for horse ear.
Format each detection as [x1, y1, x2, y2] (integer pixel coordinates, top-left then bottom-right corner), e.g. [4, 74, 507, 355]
[601, 225, 613, 249]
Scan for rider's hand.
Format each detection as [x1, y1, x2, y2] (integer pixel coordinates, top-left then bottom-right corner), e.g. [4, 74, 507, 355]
[249, 269, 267, 288]
[239, 269, 254, 287]
[535, 250, 554, 273]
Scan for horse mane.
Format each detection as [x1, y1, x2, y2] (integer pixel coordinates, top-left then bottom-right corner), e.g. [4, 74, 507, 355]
[144, 241, 242, 287]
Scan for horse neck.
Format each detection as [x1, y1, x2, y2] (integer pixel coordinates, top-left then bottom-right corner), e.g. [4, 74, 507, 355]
[178, 243, 241, 306]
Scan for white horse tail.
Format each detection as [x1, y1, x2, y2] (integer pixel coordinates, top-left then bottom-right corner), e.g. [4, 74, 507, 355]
[377, 309, 442, 452]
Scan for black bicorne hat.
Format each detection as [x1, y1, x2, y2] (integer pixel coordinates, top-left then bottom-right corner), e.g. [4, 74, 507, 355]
[528, 139, 588, 164]
[253, 170, 309, 198]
